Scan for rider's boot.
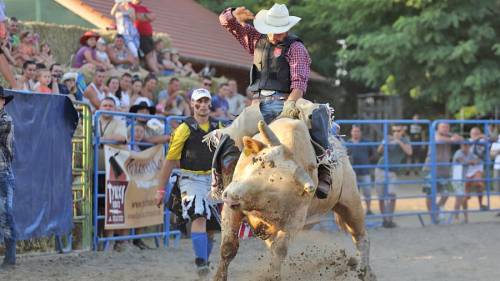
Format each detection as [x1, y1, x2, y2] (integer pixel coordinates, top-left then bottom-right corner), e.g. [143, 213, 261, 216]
[309, 104, 333, 199]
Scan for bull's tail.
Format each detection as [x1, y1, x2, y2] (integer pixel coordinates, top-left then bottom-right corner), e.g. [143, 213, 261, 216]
[334, 210, 350, 234]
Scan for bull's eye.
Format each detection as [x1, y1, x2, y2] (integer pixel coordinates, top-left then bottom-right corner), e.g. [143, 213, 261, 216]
[268, 160, 275, 168]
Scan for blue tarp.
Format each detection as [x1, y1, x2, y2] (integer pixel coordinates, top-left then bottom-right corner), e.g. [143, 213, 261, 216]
[5, 91, 78, 240]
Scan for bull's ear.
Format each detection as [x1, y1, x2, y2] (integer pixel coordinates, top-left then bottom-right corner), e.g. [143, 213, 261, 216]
[242, 136, 265, 155]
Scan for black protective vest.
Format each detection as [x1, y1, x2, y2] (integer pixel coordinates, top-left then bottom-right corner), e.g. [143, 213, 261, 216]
[249, 34, 302, 93]
[180, 117, 219, 171]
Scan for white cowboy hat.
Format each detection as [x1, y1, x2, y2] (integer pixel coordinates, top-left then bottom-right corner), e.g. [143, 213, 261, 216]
[253, 3, 301, 34]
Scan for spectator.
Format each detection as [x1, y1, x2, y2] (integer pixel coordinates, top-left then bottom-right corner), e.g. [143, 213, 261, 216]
[347, 125, 376, 215]
[97, 97, 129, 251]
[95, 38, 114, 70]
[129, 101, 170, 144]
[375, 125, 412, 228]
[408, 114, 426, 176]
[170, 48, 197, 77]
[129, 0, 159, 73]
[211, 83, 230, 119]
[0, 87, 17, 268]
[83, 68, 107, 111]
[0, 5, 17, 88]
[129, 76, 143, 105]
[158, 77, 180, 102]
[423, 122, 463, 222]
[105, 76, 121, 108]
[140, 74, 157, 106]
[62, 72, 78, 101]
[7, 16, 19, 49]
[20, 60, 36, 91]
[111, 0, 139, 58]
[468, 127, 487, 210]
[200, 76, 212, 92]
[48, 63, 68, 95]
[491, 134, 500, 193]
[155, 89, 220, 276]
[160, 90, 191, 116]
[116, 72, 133, 111]
[129, 122, 147, 152]
[107, 34, 138, 70]
[38, 42, 54, 67]
[156, 47, 176, 76]
[14, 31, 41, 66]
[73, 31, 108, 71]
[451, 143, 476, 223]
[226, 79, 247, 117]
[35, 68, 55, 94]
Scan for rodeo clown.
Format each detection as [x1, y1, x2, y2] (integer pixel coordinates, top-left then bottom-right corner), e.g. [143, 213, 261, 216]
[207, 3, 333, 199]
[155, 88, 221, 276]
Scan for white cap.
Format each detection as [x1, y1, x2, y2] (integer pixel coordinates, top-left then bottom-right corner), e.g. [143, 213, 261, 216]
[62, 72, 78, 82]
[191, 88, 211, 101]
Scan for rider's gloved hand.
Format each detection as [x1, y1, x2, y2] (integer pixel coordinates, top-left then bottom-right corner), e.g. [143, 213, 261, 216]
[278, 100, 301, 119]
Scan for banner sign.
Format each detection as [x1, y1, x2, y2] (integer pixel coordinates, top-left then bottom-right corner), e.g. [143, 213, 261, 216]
[104, 144, 164, 229]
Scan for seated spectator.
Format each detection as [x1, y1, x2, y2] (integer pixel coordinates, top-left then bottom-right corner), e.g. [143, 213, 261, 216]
[451, 143, 476, 223]
[105, 76, 121, 108]
[107, 34, 138, 70]
[95, 38, 114, 70]
[73, 31, 109, 71]
[168, 48, 196, 77]
[468, 127, 487, 210]
[140, 74, 157, 105]
[161, 90, 190, 116]
[83, 68, 107, 111]
[116, 72, 133, 111]
[48, 63, 69, 95]
[14, 31, 41, 66]
[157, 47, 176, 76]
[35, 68, 55, 94]
[157, 77, 180, 103]
[200, 76, 212, 92]
[20, 60, 36, 91]
[39, 42, 54, 67]
[226, 79, 247, 117]
[129, 76, 143, 105]
[62, 72, 78, 101]
[210, 83, 230, 119]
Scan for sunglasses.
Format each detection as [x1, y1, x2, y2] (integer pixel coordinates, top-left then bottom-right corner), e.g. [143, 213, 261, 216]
[203, 82, 212, 86]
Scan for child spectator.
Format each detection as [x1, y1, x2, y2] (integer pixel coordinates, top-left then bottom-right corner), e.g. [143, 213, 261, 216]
[129, 122, 147, 152]
[7, 17, 19, 49]
[62, 72, 78, 101]
[73, 31, 109, 71]
[35, 68, 55, 94]
[468, 127, 487, 210]
[96, 38, 114, 70]
[39, 42, 54, 67]
[491, 134, 500, 193]
[452, 143, 480, 223]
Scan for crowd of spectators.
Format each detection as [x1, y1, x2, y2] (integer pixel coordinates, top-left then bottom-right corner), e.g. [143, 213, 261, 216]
[346, 122, 500, 227]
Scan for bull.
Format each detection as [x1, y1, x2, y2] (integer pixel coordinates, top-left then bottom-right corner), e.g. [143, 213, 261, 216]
[213, 119, 375, 281]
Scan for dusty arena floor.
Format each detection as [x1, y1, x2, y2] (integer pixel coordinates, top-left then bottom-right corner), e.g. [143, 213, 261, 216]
[1, 219, 499, 281]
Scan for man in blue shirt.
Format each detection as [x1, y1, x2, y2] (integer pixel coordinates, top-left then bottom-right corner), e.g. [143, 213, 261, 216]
[347, 125, 376, 215]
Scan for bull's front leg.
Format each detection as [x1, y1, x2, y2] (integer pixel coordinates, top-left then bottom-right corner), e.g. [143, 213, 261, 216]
[213, 206, 244, 281]
[265, 230, 290, 281]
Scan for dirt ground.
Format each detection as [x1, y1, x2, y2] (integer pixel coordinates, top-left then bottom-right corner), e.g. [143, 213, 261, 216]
[1, 218, 499, 281]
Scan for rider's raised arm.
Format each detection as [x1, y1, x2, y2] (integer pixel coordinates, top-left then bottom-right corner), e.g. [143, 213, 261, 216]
[219, 8, 261, 55]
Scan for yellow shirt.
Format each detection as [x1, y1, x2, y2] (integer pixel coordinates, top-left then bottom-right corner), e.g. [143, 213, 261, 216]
[166, 121, 212, 174]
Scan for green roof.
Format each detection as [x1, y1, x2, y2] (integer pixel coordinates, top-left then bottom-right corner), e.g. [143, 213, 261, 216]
[4, 0, 96, 28]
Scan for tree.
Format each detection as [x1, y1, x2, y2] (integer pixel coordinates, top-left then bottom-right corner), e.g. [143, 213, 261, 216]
[334, 0, 500, 115]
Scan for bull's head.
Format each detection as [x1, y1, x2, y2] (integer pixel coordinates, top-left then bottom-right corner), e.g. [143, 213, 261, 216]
[222, 120, 316, 213]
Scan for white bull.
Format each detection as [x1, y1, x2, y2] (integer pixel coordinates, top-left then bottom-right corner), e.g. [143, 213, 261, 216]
[213, 119, 375, 281]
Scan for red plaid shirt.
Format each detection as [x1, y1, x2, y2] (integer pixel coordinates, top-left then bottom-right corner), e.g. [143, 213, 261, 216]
[220, 8, 311, 93]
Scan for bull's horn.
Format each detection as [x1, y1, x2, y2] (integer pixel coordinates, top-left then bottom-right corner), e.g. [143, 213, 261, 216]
[294, 167, 316, 196]
[258, 120, 281, 147]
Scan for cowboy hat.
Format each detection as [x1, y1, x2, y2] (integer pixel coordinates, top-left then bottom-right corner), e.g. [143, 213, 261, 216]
[129, 99, 156, 115]
[0, 86, 14, 105]
[79, 31, 100, 45]
[253, 3, 301, 34]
